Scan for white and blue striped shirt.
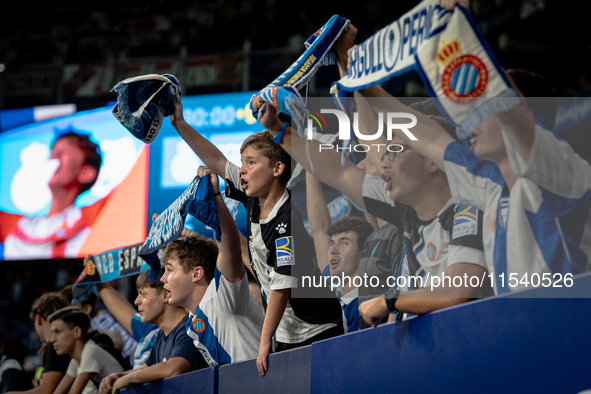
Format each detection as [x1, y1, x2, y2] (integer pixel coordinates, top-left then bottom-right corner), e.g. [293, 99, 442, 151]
[186, 267, 264, 366]
[443, 124, 591, 293]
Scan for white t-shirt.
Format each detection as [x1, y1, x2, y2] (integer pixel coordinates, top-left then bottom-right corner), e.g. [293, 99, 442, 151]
[4, 205, 90, 259]
[187, 267, 265, 366]
[66, 340, 124, 394]
[443, 124, 591, 293]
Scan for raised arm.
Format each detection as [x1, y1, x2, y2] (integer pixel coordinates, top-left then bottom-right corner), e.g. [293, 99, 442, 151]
[305, 171, 331, 272]
[258, 104, 366, 208]
[199, 167, 244, 283]
[240, 232, 255, 278]
[169, 97, 228, 177]
[357, 85, 454, 172]
[494, 103, 536, 164]
[335, 23, 453, 171]
[91, 257, 136, 334]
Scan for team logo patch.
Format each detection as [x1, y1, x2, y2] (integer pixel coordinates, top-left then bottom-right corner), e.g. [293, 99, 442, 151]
[453, 205, 479, 239]
[438, 40, 488, 104]
[86, 261, 96, 276]
[275, 236, 295, 267]
[276, 222, 287, 235]
[192, 317, 206, 333]
[427, 243, 437, 262]
[490, 212, 497, 232]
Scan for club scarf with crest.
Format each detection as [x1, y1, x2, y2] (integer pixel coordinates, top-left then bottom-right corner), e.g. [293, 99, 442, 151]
[72, 242, 149, 304]
[332, 0, 520, 142]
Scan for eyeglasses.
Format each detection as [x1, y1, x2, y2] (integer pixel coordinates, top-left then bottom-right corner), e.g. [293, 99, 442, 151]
[381, 145, 410, 162]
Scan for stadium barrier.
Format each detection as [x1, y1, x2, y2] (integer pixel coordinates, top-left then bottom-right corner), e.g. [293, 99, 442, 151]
[123, 272, 591, 394]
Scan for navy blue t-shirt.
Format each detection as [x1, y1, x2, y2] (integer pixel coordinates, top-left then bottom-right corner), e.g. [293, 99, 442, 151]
[144, 315, 207, 370]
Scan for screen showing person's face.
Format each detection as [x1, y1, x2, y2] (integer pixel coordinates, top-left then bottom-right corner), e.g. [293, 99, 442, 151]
[48, 138, 88, 190]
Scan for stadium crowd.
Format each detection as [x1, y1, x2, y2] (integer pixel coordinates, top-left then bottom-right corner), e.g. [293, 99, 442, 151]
[1, 0, 590, 393]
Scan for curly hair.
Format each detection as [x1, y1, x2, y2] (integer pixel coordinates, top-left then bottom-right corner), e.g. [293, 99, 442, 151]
[160, 235, 219, 282]
[241, 131, 292, 185]
[326, 216, 374, 249]
[29, 293, 70, 321]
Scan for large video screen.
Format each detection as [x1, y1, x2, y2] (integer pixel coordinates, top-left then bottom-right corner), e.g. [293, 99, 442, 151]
[0, 91, 259, 260]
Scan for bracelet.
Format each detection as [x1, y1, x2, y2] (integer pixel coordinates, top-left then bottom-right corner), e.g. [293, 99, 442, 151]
[272, 122, 290, 144]
[212, 192, 221, 196]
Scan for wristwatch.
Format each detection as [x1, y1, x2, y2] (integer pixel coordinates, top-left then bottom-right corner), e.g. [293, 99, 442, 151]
[385, 289, 399, 314]
[384, 287, 404, 325]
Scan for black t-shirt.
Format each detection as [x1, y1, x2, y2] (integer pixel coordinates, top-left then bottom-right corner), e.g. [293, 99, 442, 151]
[88, 331, 114, 348]
[43, 342, 70, 373]
[358, 222, 403, 301]
[1, 368, 33, 393]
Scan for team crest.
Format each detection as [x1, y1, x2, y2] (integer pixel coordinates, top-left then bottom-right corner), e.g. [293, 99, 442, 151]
[276, 222, 288, 235]
[438, 40, 488, 104]
[86, 260, 96, 276]
[427, 242, 437, 262]
[275, 236, 295, 267]
[192, 317, 206, 333]
[453, 205, 479, 239]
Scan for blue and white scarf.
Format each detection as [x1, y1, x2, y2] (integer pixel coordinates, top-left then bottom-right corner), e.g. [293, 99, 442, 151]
[333, 0, 520, 140]
[72, 242, 149, 304]
[71, 189, 239, 300]
[111, 74, 181, 144]
[251, 15, 350, 133]
[139, 174, 221, 280]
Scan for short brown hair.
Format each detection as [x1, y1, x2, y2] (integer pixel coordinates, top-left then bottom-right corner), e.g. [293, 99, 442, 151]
[136, 270, 165, 294]
[241, 131, 291, 185]
[30, 293, 70, 321]
[327, 216, 374, 249]
[160, 236, 218, 282]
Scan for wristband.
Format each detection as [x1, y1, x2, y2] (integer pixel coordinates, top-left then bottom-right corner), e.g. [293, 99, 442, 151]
[385, 288, 403, 325]
[385, 297, 398, 314]
[273, 122, 290, 144]
[212, 192, 221, 196]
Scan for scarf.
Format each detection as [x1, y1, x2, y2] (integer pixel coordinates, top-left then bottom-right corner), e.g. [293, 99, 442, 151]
[111, 74, 181, 144]
[250, 15, 350, 133]
[72, 175, 234, 298]
[333, 0, 519, 139]
[139, 174, 221, 280]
